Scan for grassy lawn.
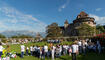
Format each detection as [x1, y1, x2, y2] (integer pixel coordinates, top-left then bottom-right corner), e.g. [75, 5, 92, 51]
[4, 41, 72, 53]
[10, 53, 105, 60]
[2, 42, 105, 60]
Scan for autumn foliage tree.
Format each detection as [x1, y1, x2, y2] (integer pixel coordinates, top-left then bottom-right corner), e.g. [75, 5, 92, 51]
[46, 23, 62, 37]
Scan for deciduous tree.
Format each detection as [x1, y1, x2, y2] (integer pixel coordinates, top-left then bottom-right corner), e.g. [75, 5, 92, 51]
[46, 23, 62, 37]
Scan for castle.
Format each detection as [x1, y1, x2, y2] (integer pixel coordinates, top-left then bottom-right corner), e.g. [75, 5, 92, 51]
[60, 11, 96, 36]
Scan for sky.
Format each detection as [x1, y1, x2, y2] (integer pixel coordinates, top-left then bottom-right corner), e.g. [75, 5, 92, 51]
[0, 0, 105, 32]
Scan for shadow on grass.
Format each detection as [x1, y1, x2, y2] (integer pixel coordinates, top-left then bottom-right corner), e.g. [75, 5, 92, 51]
[57, 52, 105, 60]
[58, 55, 72, 60]
[78, 52, 105, 60]
[16, 53, 21, 57]
[15, 52, 105, 60]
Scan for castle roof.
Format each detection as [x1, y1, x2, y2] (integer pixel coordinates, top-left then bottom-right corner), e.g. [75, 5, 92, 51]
[77, 11, 89, 19]
[73, 11, 95, 23]
[79, 11, 88, 16]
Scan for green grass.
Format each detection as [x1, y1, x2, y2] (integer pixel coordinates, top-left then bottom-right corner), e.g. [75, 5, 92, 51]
[3, 41, 72, 53]
[79, 53, 105, 60]
[3, 42, 48, 53]
[2, 42, 105, 60]
[10, 53, 105, 60]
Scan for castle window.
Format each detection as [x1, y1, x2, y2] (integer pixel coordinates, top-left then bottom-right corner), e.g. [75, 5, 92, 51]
[78, 15, 81, 18]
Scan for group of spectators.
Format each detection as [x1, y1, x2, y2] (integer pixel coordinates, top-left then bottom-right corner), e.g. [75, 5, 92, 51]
[20, 39, 102, 60]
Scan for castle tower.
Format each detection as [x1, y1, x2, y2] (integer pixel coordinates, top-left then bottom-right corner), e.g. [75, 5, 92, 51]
[77, 11, 88, 19]
[73, 11, 96, 27]
[64, 20, 69, 28]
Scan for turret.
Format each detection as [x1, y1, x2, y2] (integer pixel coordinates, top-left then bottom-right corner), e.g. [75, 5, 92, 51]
[64, 20, 69, 28]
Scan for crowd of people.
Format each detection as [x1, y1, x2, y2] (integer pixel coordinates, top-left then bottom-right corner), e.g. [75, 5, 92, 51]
[0, 38, 103, 60]
[20, 39, 103, 60]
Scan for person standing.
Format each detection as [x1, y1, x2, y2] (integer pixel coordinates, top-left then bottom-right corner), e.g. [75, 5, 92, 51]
[63, 45, 66, 55]
[34, 45, 38, 56]
[41, 46, 45, 60]
[21, 44, 25, 58]
[55, 45, 60, 58]
[30, 45, 33, 56]
[40, 46, 42, 58]
[69, 45, 72, 56]
[59, 45, 62, 57]
[97, 41, 101, 54]
[44, 44, 48, 58]
[33, 45, 35, 56]
[71, 42, 78, 60]
[37, 46, 40, 58]
[6, 45, 10, 55]
[82, 40, 86, 55]
[0, 43, 3, 58]
[26, 46, 29, 56]
[78, 40, 82, 54]
[51, 45, 56, 60]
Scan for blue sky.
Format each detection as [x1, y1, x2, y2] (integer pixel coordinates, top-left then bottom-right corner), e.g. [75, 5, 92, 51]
[0, 0, 105, 32]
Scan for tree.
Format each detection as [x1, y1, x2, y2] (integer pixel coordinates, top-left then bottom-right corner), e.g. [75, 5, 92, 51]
[11, 36, 19, 38]
[0, 34, 6, 38]
[96, 25, 105, 34]
[77, 23, 96, 36]
[2, 39, 7, 43]
[0, 34, 6, 43]
[11, 35, 33, 38]
[46, 23, 62, 37]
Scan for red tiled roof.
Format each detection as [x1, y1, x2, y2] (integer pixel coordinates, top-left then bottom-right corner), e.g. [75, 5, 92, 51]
[79, 11, 88, 16]
[77, 11, 89, 19]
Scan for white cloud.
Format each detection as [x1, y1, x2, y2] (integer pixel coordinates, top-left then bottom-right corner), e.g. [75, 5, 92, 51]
[0, 22, 8, 29]
[0, 2, 47, 32]
[96, 8, 102, 11]
[58, 0, 70, 12]
[89, 14, 105, 25]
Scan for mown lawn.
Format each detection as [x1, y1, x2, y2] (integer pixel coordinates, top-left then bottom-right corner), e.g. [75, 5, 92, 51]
[3, 42, 105, 60]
